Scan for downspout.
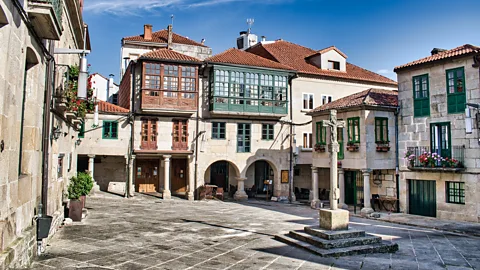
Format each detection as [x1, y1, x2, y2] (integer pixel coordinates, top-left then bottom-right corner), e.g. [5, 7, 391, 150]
[128, 62, 136, 198]
[41, 42, 55, 214]
[395, 107, 400, 213]
[194, 65, 204, 200]
[288, 73, 298, 203]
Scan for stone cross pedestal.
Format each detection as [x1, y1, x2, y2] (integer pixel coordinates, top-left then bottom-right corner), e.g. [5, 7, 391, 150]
[319, 110, 349, 231]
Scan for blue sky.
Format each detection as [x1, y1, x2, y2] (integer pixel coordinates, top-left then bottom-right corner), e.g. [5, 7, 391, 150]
[83, 0, 480, 82]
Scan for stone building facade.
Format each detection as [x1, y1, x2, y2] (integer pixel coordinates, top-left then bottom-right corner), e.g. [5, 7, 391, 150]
[309, 89, 399, 214]
[395, 45, 480, 222]
[0, 0, 90, 268]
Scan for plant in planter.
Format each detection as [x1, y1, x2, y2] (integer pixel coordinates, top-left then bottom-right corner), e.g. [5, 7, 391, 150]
[375, 141, 390, 152]
[77, 172, 94, 209]
[314, 143, 326, 152]
[67, 176, 83, 222]
[346, 142, 359, 152]
[64, 65, 96, 119]
[404, 150, 416, 167]
[419, 152, 438, 167]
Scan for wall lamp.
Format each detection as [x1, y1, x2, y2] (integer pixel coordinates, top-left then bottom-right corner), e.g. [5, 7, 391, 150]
[75, 139, 82, 146]
[51, 126, 62, 140]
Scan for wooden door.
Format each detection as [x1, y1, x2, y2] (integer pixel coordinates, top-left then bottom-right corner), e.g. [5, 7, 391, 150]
[135, 160, 159, 193]
[171, 159, 187, 193]
[409, 180, 436, 217]
[141, 119, 158, 150]
[172, 120, 188, 150]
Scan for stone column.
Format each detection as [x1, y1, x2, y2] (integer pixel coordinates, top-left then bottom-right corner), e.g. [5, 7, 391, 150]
[187, 160, 194, 201]
[361, 169, 374, 216]
[311, 166, 319, 209]
[234, 177, 248, 201]
[128, 155, 135, 197]
[163, 155, 171, 199]
[338, 168, 347, 209]
[88, 154, 100, 192]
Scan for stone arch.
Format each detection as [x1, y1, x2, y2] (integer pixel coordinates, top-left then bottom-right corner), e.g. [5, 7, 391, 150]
[242, 156, 279, 179]
[204, 159, 241, 178]
[25, 47, 40, 70]
[203, 159, 241, 192]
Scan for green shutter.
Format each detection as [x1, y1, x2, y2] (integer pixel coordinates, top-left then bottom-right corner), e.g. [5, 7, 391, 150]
[412, 74, 430, 117]
[78, 122, 85, 138]
[338, 127, 344, 160]
[446, 67, 466, 114]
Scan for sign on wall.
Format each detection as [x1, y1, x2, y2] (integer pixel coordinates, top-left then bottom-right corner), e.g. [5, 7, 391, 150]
[281, 170, 289, 183]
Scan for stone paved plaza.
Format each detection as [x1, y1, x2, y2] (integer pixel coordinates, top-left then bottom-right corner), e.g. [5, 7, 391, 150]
[30, 193, 480, 270]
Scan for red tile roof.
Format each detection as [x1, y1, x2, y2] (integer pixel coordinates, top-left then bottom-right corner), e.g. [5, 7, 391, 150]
[310, 89, 398, 114]
[307, 46, 348, 59]
[123, 29, 207, 47]
[247, 40, 397, 86]
[206, 48, 294, 71]
[97, 100, 129, 113]
[139, 49, 202, 63]
[394, 44, 480, 71]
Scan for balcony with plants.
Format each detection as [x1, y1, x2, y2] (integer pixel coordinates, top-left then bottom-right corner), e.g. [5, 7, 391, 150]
[404, 146, 465, 172]
[27, 0, 63, 40]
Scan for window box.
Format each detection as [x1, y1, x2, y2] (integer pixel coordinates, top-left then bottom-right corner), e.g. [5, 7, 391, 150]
[314, 143, 326, 152]
[347, 142, 359, 152]
[376, 141, 390, 152]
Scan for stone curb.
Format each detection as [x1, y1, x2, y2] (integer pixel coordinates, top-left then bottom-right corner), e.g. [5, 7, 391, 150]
[352, 213, 480, 238]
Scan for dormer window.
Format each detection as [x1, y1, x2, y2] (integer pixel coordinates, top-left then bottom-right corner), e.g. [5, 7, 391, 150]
[328, 61, 340, 70]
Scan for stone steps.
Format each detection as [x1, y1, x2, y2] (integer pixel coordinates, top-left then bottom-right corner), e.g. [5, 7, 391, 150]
[304, 226, 365, 240]
[288, 230, 382, 249]
[275, 234, 398, 257]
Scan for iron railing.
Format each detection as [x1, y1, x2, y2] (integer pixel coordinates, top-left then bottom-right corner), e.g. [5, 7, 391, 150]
[30, 0, 63, 26]
[406, 145, 465, 169]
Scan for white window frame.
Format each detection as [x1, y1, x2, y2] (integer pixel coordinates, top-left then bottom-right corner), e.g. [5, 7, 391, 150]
[321, 95, 333, 105]
[302, 132, 313, 150]
[302, 93, 314, 110]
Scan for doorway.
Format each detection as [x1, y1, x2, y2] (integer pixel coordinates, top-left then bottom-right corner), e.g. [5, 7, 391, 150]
[254, 161, 273, 196]
[344, 171, 364, 213]
[408, 179, 436, 217]
[171, 159, 187, 194]
[135, 159, 159, 193]
[210, 161, 229, 191]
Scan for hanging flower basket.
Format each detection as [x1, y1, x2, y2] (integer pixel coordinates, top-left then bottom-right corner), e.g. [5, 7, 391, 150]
[347, 143, 359, 152]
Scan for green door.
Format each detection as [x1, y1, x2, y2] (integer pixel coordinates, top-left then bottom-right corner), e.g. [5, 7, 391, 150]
[408, 180, 436, 217]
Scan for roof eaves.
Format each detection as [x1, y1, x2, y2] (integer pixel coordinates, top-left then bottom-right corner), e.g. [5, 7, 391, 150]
[205, 61, 295, 73]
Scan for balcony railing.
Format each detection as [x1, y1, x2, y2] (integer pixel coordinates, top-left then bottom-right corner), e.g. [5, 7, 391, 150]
[28, 0, 63, 39]
[141, 89, 197, 111]
[30, 0, 63, 25]
[406, 145, 465, 171]
[210, 96, 288, 115]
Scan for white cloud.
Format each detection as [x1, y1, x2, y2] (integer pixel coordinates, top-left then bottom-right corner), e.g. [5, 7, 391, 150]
[376, 69, 392, 75]
[84, 0, 286, 15]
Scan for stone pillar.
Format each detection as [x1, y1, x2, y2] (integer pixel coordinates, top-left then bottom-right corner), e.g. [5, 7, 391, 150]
[311, 166, 320, 209]
[187, 160, 194, 201]
[338, 168, 347, 209]
[234, 177, 248, 201]
[88, 154, 100, 193]
[163, 155, 171, 199]
[361, 169, 374, 216]
[128, 155, 135, 197]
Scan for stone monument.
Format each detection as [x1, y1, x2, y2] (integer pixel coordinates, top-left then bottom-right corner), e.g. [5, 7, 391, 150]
[320, 110, 349, 231]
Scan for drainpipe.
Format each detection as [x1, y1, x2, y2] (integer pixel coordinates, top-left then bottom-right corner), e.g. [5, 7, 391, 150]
[128, 62, 136, 197]
[194, 65, 204, 200]
[288, 73, 298, 203]
[395, 107, 400, 213]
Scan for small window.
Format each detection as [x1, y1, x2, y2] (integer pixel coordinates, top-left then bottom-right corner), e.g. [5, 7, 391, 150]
[316, 122, 326, 145]
[57, 154, 64, 178]
[412, 74, 430, 117]
[303, 93, 314, 110]
[303, 133, 313, 149]
[111, 94, 118, 105]
[446, 182, 465, 204]
[262, 124, 274, 140]
[78, 122, 85, 138]
[328, 61, 340, 70]
[347, 117, 360, 143]
[446, 67, 466, 114]
[237, 123, 251, 153]
[103, 121, 118, 139]
[321, 95, 333, 105]
[375, 117, 388, 143]
[212, 122, 226, 140]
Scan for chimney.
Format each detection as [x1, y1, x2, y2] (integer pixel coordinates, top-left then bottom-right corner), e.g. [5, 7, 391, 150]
[167, 24, 173, 49]
[261, 36, 266, 42]
[144, 24, 152, 40]
[431, 48, 446, 55]
[201, 38, 205, 45]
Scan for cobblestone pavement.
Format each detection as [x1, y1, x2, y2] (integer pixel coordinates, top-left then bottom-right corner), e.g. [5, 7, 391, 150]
[31, 193, 480, 270]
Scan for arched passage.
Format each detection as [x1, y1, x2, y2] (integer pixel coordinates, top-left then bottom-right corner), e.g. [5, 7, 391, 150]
[244, 159, 278, 199]
[203, 160, 240, 193]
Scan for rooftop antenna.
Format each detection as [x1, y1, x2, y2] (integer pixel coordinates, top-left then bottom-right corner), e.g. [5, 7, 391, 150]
[171, 14, 174, 27]
[247, 18, 254, 34]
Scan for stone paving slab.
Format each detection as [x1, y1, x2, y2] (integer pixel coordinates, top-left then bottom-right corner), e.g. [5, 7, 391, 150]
[28, 193, 480, 270]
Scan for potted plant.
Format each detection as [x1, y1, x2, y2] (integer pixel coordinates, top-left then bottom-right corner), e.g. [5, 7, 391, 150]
[337, 161, 342, 168]
[67, 176, 83, 222]
[314, 143, 326, 152]
[77, 172, 93, 209]
[376, 141, 390, 152]
[404, 150, 415, 167]
[347, 142, 359, 152]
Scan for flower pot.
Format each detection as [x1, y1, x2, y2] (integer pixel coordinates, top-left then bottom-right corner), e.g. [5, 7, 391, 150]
[69, 200, 83, 222]
[80, 195, 86, 209]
